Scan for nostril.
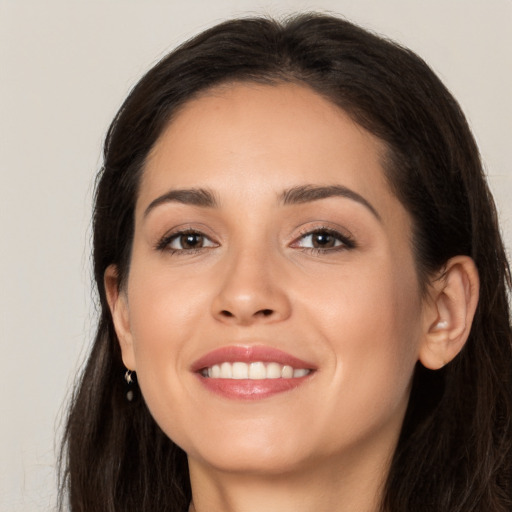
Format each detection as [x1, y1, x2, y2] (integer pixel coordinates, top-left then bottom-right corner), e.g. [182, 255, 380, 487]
[216, 308, 276, 322]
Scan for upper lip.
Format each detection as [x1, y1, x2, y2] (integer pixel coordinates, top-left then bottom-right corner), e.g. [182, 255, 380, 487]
[190, 345, 316, 372]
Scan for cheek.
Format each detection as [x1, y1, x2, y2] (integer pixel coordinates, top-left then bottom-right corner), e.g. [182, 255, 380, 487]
[303, 254, 422, 402]
[123, 257, 203, 418]
[304, 250, 421, 343]
[127, 256, 208, 346]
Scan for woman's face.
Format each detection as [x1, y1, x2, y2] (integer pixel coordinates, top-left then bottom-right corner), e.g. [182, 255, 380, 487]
[111, 83, 431, 476]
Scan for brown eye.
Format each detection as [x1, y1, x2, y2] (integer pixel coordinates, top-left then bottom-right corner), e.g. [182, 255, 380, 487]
[311, 232, 336, 248]
[292, 228, 355, 252]
[163, 231, 217, 252]
[179, 233, 204, 249]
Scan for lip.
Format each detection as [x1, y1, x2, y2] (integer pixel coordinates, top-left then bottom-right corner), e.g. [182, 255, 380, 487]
[190, 345, 315, 372]
[191, 345, 316, 400]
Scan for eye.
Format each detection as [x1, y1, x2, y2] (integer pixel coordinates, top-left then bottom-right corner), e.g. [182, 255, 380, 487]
[157, 230, 218, 253]
[292, 228, 355, 252]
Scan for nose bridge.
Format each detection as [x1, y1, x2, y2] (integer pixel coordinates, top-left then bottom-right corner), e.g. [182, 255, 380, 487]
[211, 241, 291, 325]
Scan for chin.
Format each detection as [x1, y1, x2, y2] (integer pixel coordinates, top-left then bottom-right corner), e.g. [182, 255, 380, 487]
[175, 420, 315, 476]
[190, 444, 312, 476]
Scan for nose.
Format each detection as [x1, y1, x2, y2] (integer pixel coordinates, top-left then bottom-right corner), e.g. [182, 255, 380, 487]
[211, 247, 292, 326]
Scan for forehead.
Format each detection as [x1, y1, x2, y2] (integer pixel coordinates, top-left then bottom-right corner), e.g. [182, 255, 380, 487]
[140, 82, 401, 222]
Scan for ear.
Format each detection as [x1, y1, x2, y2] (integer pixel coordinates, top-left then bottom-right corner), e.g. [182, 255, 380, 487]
[104, 265, 136, 371]
[419, 256, 479, 370]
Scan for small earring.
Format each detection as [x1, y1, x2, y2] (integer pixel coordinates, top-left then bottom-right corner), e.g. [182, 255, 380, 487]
[124, 369, 136, 401]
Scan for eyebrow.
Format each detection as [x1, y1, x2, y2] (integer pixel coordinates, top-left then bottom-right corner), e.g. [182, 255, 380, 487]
[280, 185, 381, 220]
[143, 184, 380, 221]
[144, 188, 218, 218]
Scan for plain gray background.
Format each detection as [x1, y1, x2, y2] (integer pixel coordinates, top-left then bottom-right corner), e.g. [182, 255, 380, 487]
[1, 1, 511, 510]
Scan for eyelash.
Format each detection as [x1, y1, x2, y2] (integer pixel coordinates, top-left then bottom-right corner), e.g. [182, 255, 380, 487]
[292, 226, 356, 254]
[155, 229, 217, 255]
[155, 226, 356, 255]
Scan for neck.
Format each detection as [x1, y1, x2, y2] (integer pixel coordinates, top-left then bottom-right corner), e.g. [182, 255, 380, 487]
[188, 442, 392, 512]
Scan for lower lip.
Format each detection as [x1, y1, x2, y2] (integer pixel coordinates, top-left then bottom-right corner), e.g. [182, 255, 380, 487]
[196, 375, 312, 400]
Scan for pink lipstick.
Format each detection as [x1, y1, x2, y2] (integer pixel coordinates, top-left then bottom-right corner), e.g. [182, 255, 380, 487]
[191, 346, 315, 400]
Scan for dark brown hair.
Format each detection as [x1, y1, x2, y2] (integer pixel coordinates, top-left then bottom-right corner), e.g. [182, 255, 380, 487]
[59, 13, 512, 512]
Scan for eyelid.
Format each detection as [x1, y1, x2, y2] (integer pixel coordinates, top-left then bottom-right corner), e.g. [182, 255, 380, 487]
[153, 222, 356, 254]
[289, 224, 357, 251]
[154, 225, 220, 253]
[169, 232, 217, 250]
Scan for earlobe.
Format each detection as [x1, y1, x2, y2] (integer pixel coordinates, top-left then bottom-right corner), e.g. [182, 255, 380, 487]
[104, 265, 136, 371]
[419, 256, 479, 370]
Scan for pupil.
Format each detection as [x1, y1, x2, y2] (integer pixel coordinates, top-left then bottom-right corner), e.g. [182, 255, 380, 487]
[314, 232, 334, 248]
[181, 233, 202, 249]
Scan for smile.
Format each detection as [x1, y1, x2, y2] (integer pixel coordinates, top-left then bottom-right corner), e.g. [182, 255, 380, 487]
[192, 345, 316, 399]
[200, 362, 311, 379]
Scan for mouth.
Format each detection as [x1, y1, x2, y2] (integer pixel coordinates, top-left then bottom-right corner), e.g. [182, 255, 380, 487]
[192, 345, 315, 400]
[200, 362, 311, 379]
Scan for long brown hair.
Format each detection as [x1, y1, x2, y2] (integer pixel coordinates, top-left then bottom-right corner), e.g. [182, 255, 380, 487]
[59, 14, 512, 511]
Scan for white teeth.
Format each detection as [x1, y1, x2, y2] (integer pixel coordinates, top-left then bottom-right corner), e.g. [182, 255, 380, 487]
[281, 365, 293, 378]
[249, 362, 266, 379]
[220, 362, 232, 378]
[201, 361, 311, 379]
[266, 362, 282, 379]
[232, 362, 249, 379]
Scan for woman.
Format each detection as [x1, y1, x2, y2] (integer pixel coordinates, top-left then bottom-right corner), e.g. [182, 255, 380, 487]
[59, 13, 512, 512]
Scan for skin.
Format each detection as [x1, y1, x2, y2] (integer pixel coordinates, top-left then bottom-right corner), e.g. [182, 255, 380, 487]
[106, 83, 479, 512]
